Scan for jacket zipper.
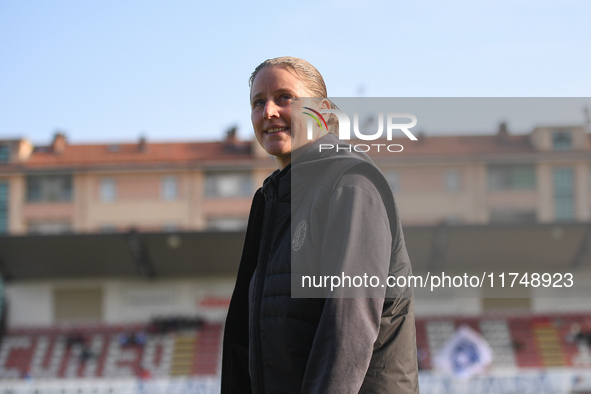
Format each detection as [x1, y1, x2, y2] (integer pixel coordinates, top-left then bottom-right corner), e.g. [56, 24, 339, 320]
[250, 186, 277, 393]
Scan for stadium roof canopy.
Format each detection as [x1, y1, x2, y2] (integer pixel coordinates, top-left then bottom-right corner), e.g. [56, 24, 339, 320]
[0, 231, 246, 281]
[0, 222, 590, 281]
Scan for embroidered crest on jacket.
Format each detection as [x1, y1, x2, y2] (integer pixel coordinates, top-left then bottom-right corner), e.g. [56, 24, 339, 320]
[292, 220, 307, 251]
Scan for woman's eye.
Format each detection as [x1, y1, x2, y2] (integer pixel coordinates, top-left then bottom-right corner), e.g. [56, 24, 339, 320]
[252, 99, 264, 108]
[280, 94, 294, 101]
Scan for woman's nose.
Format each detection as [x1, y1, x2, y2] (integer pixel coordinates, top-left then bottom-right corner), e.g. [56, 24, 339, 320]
[263, 100, 280, 120]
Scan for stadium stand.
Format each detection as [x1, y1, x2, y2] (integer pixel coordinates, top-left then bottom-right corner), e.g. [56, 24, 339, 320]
[0, 319, 222, 379]
[417, 313, 591, 372]
[2, 313, 591, 381]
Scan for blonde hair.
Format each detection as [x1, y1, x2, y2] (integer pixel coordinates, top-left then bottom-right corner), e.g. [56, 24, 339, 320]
[249, 56, 339, 134]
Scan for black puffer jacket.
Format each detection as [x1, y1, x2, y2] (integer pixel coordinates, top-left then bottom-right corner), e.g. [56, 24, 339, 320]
[222, 133, 418, 394]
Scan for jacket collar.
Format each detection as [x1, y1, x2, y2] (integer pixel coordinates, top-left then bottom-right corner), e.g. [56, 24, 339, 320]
[260, 133, 376, 201]
[261, 163, 291, 202]
[291, 133, 376, 186]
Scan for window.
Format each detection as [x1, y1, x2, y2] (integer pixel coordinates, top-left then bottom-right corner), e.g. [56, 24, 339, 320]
[0, 182, 8, 234]
[487, 164, 536, 191]
[54, 288, 103, 322]
[162, 222, 179, 232]
[490, 210, 537, 224]
[205, 172, 252, 198]
[553, 167, 574, 221]
[100, 178, 116, 202]
[207, 217, 248, 231]
[99, 224, 117, 233]
[161, 176, 178, 200]
[0, 145, 10, 163]
[552, 130, 572, 150]
[445, 169, 461, 192]
[26, 175, 72, 202]
[444, 215, 462, 225]
[384, 171, 400, 193]
[28, 221, 72, 235]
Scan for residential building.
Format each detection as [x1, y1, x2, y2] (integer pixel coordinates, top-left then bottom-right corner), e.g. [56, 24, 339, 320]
[1, 124, 589, 235]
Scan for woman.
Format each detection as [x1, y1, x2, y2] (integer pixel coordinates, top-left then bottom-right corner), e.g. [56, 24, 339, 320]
[222, 57, 418, 394]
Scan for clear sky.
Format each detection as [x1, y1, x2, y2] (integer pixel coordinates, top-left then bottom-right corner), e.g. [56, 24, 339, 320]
[1, 0, 590, 145]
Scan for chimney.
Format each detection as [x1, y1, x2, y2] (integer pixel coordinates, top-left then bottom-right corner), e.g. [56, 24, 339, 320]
[497, 122, 509, 144]
[417, 131, 425, 143]
[52, 132, 67, 154]
[138, 135, 147, 152]
[224, 126, 238, 146]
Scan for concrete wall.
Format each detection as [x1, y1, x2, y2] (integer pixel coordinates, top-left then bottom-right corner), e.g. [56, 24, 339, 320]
[4, 277, 236, 328]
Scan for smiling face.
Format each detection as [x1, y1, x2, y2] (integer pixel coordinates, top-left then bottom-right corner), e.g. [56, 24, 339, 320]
[250, 66, 329, 169]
